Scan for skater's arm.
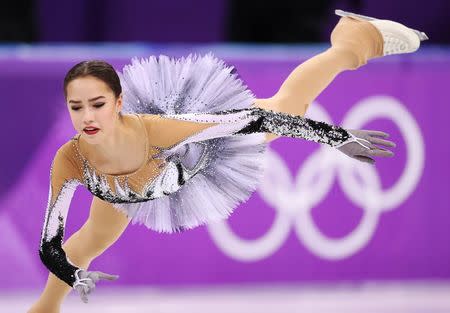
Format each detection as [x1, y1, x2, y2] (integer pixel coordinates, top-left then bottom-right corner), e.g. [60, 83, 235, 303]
[39, 147, 83, 288]
[142, 114, 218, 149]
[252, 97, 282, 142]
[143, 108, 395, 164]
[143, 108, 352, 148]
[229, 107, 352, 147]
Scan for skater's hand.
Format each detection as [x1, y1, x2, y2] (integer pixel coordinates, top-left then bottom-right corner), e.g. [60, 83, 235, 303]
[337, 129, 396, 164]
[73, 269, 119, 303]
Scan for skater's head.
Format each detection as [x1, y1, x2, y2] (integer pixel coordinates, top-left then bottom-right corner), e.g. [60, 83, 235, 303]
[64, 60, 124, 143]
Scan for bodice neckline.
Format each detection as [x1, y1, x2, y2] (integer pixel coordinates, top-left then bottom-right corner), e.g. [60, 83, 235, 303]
[73, 113, 150, 178]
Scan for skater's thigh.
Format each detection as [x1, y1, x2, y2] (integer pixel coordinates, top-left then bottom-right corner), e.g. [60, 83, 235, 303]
[86, 196, 131, 242]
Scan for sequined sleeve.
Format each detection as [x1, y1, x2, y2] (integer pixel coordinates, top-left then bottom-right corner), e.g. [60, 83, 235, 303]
[160, 107, 350, 147]
[39, 148, 82, 287]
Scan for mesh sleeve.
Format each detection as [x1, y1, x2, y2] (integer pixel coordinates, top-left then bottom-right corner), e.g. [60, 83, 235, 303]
[147, 107, 350, 148]
[39, 148, 82, 287]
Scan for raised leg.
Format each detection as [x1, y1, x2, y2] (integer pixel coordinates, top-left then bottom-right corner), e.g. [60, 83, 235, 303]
[28, 197, 130, 313]
[255, 17, 384, 142]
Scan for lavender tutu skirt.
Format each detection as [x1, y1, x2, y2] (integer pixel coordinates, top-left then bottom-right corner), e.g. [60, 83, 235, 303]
[113, 54, 267, 233]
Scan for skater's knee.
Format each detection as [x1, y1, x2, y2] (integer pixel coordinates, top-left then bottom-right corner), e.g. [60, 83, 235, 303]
[330, 17, 383, 69]
[327, 46, 365, 70]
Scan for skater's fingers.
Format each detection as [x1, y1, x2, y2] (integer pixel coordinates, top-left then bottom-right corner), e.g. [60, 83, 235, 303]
[86, 279, 95, 288]
[368, 149, 394, 157]
[74, 285, 83, 295]
[354, 155, 375, 164]
[368, 137, 396, 148]
[86, 280, 96, 294]
[75, 284, 86, 295]
[353, 140, 375, 151]
[97, 271, 119, 281]
[365, 130, 390, 138]
[84, 284, 92, 295]
[88, 272, 100, 283]
[79, 286, 89, 303]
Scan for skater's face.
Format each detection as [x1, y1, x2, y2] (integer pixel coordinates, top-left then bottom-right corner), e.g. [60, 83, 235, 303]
[65, 75, 123, 143]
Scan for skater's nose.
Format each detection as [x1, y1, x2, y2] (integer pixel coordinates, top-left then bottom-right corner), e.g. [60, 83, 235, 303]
[82, 107, 95, 124]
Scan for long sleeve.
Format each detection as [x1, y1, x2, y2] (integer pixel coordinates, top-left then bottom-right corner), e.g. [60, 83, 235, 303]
[39, 147, 82, 287]
[156, 107, 351, 148]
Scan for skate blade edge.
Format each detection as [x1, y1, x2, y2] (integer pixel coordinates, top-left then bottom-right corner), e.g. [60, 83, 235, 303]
[334, 9, 429, 41]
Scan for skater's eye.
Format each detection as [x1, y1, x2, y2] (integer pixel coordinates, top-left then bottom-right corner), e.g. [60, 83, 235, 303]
[93, 103, 105, 108]
[71, 106, 82, 111]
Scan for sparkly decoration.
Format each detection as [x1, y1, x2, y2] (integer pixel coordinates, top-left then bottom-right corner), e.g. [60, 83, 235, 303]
[39, 168, 81, 287]
[39, 54, 356, 288]
[39, 214, 79, 287]
[82, 161, 145, 203]
[239, 107, 350, 146]
[163, 107, 351, 147]
[78, 142, 214, 203]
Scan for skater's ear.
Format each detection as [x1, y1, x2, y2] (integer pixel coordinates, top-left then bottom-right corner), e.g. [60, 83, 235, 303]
[115, 93, 123, 114]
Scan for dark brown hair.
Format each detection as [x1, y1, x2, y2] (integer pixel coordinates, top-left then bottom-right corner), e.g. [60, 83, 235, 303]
[63, 60, 122, 99]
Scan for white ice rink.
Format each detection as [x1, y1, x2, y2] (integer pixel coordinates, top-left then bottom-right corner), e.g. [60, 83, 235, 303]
[5, 281, 450, 313]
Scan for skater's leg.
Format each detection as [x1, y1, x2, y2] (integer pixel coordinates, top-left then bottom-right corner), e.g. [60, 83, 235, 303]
[255, 17, 383, 142]
[28, 197, 130, 313]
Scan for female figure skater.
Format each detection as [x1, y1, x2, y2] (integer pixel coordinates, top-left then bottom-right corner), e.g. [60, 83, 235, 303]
[28, 10, 427, 313]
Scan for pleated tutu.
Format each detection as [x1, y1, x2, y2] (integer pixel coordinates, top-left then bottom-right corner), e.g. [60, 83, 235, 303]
[112, 53, 267, 233]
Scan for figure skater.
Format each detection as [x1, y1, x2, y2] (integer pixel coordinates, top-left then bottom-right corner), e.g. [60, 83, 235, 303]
[28, 10, 427, 313]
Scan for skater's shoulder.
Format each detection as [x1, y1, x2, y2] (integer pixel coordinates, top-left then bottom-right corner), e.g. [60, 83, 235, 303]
[138, 112, 216, 148]
[136, 113, 157, 132]
[57, 138, 77, 156]
[138, 113, 170, 147]
[52, 139, 82, 171]
[138, 112, 164, 125]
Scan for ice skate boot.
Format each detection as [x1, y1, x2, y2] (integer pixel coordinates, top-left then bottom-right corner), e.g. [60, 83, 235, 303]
[335, 9, 428, 56]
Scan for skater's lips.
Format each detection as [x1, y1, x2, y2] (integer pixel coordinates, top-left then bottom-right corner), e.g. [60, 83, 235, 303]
[83, 126, 99, 130]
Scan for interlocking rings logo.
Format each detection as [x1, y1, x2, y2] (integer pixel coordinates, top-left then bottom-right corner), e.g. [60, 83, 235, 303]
[207, 96, 425, 261]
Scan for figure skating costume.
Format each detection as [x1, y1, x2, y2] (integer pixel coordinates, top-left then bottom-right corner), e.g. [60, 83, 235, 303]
[39, 54, 368, 288]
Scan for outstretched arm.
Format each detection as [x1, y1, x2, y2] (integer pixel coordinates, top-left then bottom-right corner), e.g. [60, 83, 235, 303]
[146, 106, 395, 164]
[39, 148, 82, 288]
[158, 107, 352, 145]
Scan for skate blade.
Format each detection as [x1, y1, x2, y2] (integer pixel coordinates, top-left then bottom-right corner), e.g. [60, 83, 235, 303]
[335, 9, 429, 41]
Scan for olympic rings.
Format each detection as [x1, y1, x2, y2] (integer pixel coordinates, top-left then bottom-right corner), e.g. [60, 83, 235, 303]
[207, 96, 425, 261]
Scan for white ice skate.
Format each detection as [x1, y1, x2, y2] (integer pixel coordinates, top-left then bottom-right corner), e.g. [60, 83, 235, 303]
[335, 9, 428, 56]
